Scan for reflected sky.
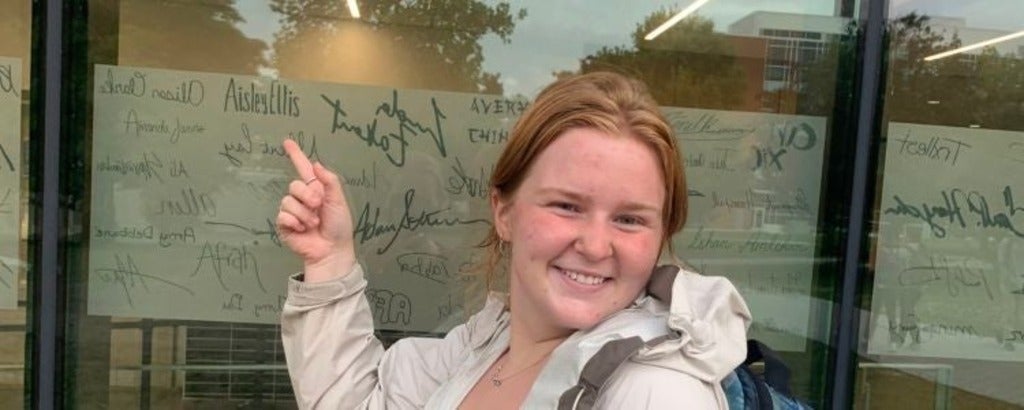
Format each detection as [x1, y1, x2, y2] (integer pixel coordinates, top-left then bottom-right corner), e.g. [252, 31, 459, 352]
[233, 1, 835, 95]
[892, 0, 1023, 32]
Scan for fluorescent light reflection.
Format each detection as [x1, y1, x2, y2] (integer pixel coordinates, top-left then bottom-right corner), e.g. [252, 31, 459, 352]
[924, 29, 1024, 61]
[347, 0, 361, 19]
[644, 0, 712, 41]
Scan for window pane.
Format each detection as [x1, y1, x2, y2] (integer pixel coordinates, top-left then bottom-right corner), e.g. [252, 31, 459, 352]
[67, 1, 854, 407]
[859, 1, 1024, 408]
[0, 0, 31, 407]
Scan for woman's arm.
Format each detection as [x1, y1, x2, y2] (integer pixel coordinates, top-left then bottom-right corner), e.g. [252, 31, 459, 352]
[282, 264, 384, 409]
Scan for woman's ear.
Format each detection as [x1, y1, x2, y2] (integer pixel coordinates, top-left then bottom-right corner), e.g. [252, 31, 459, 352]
[491, 189, 512, 240]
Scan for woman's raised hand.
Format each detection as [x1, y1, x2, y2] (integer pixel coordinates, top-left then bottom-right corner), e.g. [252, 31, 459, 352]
[277, 139, 356, 282]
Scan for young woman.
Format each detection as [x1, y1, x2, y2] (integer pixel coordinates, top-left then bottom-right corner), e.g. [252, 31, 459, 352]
[276, 72, 751, 409]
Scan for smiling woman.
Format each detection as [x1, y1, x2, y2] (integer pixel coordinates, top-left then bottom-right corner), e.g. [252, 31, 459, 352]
[17, 0, 1024, 408]
[277, 71, 751, 409]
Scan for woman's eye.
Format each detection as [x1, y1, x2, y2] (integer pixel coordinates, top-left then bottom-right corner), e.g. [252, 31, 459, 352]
[616, 215, 645, 226]
[551, 202, 579, 213]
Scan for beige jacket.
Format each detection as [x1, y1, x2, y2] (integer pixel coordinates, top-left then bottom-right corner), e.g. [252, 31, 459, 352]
[282, 264, 751, 409]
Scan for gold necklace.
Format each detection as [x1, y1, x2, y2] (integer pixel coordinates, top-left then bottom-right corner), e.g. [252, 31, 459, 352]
[489, 353, 550, 387]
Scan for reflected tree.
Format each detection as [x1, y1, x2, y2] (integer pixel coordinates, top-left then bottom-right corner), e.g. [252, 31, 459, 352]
[883, 13, 1024, 130]
[118, 0, 267, 75]
[577, 11, 747, 109]
[270, 0, 525, 94]
[806, 13, 1024, 131]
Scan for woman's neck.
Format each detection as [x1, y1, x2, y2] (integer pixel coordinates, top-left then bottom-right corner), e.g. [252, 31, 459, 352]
[505, 311, 571, 369]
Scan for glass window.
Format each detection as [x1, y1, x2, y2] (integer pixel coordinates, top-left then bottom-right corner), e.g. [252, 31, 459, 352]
[857, 1, 1024, 408]
[0, 0, 30, 407]
[65, 1, 855, 407]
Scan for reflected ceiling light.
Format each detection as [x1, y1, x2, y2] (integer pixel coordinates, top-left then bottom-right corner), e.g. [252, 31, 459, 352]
[347, 0, 361, 19]
[924, 29, 1024, 61]
[927, 100, 940, 105]
[969, 124, 981, 128]
[644, 0, 712, 41]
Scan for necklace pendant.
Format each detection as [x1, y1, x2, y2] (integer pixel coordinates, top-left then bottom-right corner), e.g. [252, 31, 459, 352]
[491, 379, 502, 387]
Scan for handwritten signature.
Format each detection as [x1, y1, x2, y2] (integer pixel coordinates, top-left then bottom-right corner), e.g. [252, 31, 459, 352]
[220, 124, 320, 167]
[885, 185, 1024, 238]
[396, 252, 453, 284]
[353, 188, 490, 254]
[322, 90, 448, 168]
[750, 122, 818, 172]
[95, 254, 194, 307]
[446, 157, 489, 199]
[205, 218, 281, 247]
[668, 112, 754, 141]
[366, 287, 412, 326]
[898, 254, 994, 300]
[191, 241, 265, 293]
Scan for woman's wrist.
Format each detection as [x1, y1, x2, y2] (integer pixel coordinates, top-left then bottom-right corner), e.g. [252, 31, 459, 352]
[303, 251, 356, 283]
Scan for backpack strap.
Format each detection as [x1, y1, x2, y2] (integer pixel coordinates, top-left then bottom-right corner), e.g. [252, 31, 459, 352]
[646, 264, 680, 303]
[556, 335, 671, 410]
[735, 365, 774, 410]
[745, 339, 793, 397]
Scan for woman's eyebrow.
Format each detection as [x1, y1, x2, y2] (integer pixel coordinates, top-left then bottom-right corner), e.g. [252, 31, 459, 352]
[536, 187, 661, 213]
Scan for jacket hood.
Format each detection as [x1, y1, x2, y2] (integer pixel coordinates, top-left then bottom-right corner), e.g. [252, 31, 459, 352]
[634, 264, 753, 382]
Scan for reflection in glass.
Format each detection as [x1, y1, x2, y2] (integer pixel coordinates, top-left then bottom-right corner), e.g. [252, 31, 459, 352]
[860, 1, 1024, 408]
[68, 1, 856, 408]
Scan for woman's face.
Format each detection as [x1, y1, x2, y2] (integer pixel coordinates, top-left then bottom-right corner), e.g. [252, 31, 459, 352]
[492, 127, 666, 332]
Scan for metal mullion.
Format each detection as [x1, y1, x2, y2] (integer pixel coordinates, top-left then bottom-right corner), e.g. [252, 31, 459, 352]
[30, 0, 69, 409]
[830, 0, 889, 408]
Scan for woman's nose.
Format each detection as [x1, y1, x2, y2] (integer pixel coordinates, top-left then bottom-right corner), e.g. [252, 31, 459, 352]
[573, 219, 614, 260]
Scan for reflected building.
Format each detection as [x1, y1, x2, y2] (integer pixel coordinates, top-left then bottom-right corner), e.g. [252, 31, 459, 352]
[728, 12, 847, 113]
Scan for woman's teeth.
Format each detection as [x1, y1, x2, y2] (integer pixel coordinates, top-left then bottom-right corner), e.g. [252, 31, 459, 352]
[562, 269, 607, 285]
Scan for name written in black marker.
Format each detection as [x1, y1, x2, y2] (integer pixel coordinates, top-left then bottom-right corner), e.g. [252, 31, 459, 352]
[223, 77, 300, 117]
[892, 131, 971, 166]
[898, 254, 993, 300]
[469, 97, 528, 116]
[353, 188, 490, 254]
[192, 241, 265, 293]
[468, 128, 508, 144]
[446, 157, 489, 199]
[670, 112, 755, 140]
[884, 186, 1024, 238]
[150, 78, 205, 106]
[96, 152, 165, 182]
[366, 287, 413, 326]
[98, 68, 146, 97]
[219, 124, 320, 167]
[122, 109, 206, 144]
[95, 253, 194, 307]
[93, 225, 198, 248]
[322, 90, 448, 168]
[155, 187, 216, 217]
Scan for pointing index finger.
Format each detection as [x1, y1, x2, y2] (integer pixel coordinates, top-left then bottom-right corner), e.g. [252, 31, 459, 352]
[283, 139, 314, 182]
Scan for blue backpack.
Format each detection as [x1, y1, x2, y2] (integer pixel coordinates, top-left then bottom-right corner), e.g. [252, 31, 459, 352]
[721, 340, 814, 410]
